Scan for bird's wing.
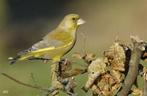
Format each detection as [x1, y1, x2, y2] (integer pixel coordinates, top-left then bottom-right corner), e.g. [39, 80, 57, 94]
[17, 37, 63, 56]
[17, 28, 73, 56]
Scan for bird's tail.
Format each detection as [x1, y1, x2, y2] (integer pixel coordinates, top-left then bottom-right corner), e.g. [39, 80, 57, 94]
[8, 56, 21, 64]
[8, 47, 32, 64]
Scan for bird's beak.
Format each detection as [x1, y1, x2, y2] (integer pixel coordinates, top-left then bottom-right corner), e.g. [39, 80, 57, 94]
[77, 18, 85, 25]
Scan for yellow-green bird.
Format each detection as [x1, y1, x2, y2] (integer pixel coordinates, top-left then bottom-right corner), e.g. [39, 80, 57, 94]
[9, 14, 85, 64]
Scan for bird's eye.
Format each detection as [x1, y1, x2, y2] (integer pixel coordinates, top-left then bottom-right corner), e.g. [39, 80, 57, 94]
[72, 18, 76, 21]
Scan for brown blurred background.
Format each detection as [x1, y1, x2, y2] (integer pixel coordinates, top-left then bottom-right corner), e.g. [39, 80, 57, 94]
[0, 0, 147, 96]
[1, 0, 147, 58]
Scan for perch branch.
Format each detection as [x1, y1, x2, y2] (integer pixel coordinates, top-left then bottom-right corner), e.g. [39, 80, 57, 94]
[50, 62, 62, 96]
[118, 36, 145, 96]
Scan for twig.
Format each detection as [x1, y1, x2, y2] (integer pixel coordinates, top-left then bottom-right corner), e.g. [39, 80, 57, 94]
[117, 36, 145, 96]
[1, 72, 49, 92]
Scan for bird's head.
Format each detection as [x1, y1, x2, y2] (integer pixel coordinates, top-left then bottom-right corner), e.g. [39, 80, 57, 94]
[59, 14, 85, 32]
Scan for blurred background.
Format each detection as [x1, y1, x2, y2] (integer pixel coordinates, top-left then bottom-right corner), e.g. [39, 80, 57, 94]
[0, 0, 147, 96]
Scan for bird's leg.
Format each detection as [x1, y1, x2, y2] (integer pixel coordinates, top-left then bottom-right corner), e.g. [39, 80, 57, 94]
[60, 58, 69, 66]
[63, 58, 69, 65]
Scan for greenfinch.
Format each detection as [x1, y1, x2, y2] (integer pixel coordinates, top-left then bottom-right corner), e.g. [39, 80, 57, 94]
[9, 14, 85, 64]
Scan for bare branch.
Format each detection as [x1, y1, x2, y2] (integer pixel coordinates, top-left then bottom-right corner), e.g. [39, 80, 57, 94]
[1, 72, 49, 92]
[118, 36, 145, 96]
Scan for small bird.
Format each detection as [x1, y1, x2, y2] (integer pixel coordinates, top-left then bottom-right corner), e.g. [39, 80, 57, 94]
[9, 14, 85, 64]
